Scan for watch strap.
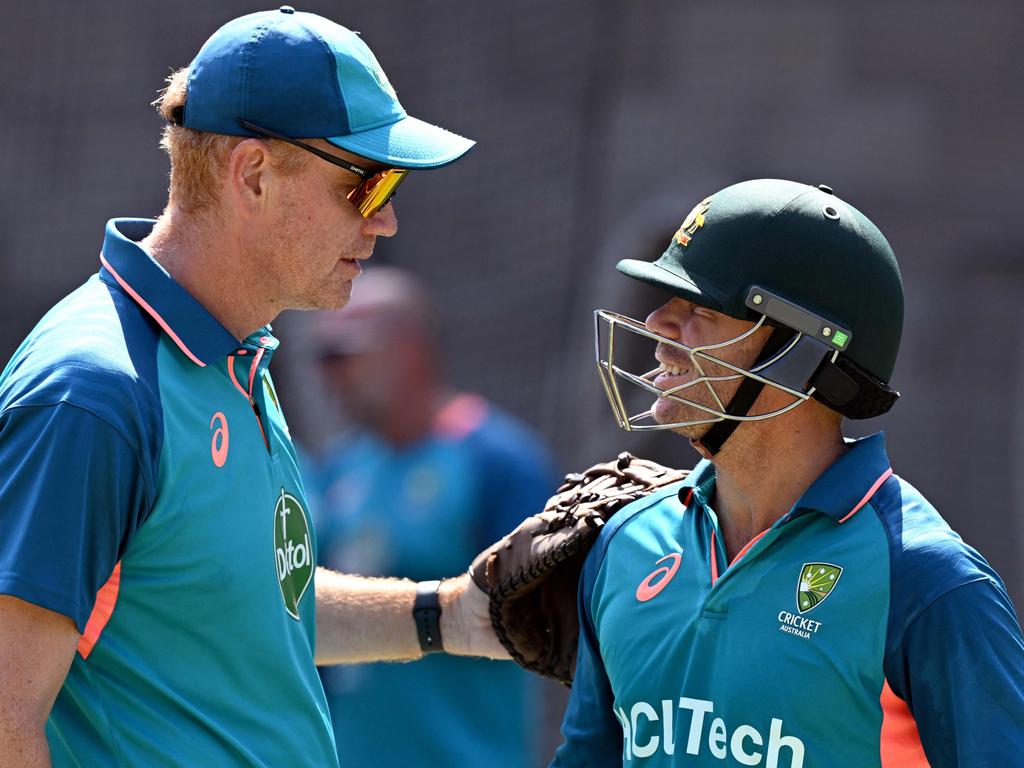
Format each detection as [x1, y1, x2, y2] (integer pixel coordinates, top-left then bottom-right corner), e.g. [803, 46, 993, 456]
[413, 580, 444, 654]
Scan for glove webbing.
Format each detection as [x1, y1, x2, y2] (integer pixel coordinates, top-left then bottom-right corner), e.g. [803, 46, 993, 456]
[488, 525, 596, 680]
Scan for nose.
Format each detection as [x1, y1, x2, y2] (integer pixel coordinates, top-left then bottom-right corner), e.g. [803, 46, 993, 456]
[645, 299, 683, 339]
[362, 201, 398, 237]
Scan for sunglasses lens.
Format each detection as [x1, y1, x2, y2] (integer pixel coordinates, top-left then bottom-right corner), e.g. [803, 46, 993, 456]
[348, 169, 408, 217]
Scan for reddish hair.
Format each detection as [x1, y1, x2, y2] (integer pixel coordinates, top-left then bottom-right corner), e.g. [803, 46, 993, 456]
[154, 68, 305, 213]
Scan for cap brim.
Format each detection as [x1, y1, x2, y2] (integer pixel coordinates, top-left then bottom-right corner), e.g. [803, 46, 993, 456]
[616, 258, 724, 312]
[327, 115, 475, 169]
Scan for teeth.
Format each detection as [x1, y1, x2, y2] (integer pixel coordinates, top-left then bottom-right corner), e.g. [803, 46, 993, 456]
[660, 364, 684, 376]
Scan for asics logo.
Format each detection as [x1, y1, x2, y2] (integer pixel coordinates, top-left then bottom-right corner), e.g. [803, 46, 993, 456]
[636, 552, 683, 602]
[210, 412, 229, 467]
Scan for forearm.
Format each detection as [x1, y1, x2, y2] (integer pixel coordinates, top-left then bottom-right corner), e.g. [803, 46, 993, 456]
[314, 567, 420, 665]
[314, 568, 507, 665]
[0, 596, 78, 768]
[0, 719, 52, 767]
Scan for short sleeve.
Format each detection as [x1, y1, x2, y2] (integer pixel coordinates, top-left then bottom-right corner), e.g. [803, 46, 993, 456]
[550, 544, 623, 768]
[885, 577, 1024, 767]
[0, 403, 150, 632]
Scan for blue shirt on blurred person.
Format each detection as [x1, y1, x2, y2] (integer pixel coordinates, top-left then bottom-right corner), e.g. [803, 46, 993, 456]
[303, 268, 559, 767]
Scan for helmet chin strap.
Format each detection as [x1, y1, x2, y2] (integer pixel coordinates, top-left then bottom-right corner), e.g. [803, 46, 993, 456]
[694, 325, 795, 457]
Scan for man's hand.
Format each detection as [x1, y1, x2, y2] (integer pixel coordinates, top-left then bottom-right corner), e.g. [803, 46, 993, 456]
[438, 574, 511, 660]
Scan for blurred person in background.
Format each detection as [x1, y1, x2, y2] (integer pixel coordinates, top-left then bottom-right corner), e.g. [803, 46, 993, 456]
[306, 266, 560, 768]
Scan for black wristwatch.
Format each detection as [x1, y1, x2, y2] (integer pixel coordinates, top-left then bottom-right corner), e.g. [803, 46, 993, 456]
[413, 580, 444, 654]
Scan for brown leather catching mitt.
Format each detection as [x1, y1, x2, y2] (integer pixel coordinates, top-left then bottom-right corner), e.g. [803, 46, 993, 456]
[469, 452, 689, 685]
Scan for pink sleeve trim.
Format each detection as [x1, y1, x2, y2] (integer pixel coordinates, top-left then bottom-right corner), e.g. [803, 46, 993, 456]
[880, 680, 930, 766]
[77, 562, 121, 659]
[100, 254, 205, 367]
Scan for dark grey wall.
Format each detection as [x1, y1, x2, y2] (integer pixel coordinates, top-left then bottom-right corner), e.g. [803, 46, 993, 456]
[3, 1, 1023, 605]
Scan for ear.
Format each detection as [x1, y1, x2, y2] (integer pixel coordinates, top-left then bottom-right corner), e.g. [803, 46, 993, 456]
[226, 138, 272, 215]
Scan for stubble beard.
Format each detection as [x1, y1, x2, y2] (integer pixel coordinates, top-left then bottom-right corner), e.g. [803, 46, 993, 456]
[652, 389, 717, 439]
[290, 252, 361, 311]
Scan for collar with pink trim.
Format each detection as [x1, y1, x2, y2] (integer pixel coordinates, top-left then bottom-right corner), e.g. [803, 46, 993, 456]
[97, 218, 260, 367]
[790, 432, 894, 522]
[679, 432, 894, 525]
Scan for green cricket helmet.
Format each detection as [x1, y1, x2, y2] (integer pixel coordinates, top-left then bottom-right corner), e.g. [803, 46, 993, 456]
[595, 179, 903, 453]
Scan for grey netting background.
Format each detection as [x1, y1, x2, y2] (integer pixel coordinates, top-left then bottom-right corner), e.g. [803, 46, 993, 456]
[2, 1, 1024, 605]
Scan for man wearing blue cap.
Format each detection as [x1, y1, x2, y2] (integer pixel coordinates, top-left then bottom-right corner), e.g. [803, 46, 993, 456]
[0, 9, 500, 767]
[552, 180, 1024, 766]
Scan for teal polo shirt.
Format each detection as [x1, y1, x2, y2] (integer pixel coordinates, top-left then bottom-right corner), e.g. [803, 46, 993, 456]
[0, 219, 338, 766]
[553, 434, 1024, 767]
[310, 399, 557, 768]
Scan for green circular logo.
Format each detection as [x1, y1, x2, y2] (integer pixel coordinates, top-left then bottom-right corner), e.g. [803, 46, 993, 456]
[274, 490, 313, 620]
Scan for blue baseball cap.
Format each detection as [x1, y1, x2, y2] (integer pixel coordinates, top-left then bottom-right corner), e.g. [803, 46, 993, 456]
[182, 6, 475, 169]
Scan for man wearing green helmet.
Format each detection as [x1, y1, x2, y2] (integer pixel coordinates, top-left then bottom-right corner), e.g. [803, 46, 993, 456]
[553, 179, 1024, 766]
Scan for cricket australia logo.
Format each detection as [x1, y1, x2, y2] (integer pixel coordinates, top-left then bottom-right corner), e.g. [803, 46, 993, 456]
[777, 562, 842, 640]
[274, 489, 313, 620]
[797, 562, 842, 613]
[674, 197, 712, 246]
